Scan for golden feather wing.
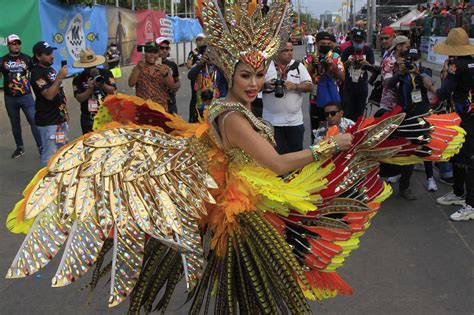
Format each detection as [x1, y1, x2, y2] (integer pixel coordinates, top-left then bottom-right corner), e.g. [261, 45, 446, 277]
[6, 125, 217, 307]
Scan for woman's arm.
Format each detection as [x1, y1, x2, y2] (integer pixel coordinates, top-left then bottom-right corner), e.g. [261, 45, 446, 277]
[220, 112, 352, 175]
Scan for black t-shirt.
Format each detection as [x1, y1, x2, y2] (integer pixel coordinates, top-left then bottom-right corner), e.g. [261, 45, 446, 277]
[31, 65, 68, 126]
[163, 59, 179, 104]
[105, 49, 121, 69]
[0, 52, 34, 97]
[72, 68, 116, 115]
[341, 45, 375, 85]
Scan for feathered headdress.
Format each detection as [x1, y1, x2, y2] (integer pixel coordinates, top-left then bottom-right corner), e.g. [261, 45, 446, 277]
[196, 0, 293, 85]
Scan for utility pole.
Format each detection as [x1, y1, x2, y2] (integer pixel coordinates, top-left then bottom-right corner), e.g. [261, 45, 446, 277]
[367, 0, 376, 46]
[297, 0, 302, 25]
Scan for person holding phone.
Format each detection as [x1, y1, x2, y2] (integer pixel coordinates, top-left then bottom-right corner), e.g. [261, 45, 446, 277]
[30, 41, 69, 166]
[128, 41, 175, 112]
[72, 48, 116, 134]
[156, 37, 180, 114]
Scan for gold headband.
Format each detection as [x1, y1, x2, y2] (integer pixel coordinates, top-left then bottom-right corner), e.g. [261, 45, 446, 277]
[198, 0, 293, 85]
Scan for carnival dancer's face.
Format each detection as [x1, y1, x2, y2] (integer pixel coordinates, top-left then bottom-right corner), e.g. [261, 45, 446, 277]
[230, 62, 265, 105]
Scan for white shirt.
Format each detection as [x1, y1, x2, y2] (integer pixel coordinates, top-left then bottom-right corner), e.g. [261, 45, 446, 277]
[262, 60, 312, 127]
[306, 35, 315, 44]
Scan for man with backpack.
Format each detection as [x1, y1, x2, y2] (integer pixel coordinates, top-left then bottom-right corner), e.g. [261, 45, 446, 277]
[263, 41, 313, 154]
[304, 31, 345, 139]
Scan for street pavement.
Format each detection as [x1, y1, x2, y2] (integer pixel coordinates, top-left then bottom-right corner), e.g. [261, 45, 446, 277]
[0, 45, 473, 314]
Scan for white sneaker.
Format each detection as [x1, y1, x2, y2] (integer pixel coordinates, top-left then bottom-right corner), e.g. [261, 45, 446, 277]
[436, 191, 465, 206]
[427, 177, 438, 192]
[450, 204, 474, 221]
[387, 174, 401, 184]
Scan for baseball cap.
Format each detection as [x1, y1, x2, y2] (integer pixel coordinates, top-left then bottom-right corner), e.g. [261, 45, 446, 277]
[352, 29, 366, 40]
[6, 34, 21, 45]
[195, 33, 206, 39]
[389, 35, 410, 51]
[316, 31, 332, 42]
[381, 27, 396, 36]
[405, 48, 421, 59]
[32, 41, 57, 55]
[156, 37, 171, 46]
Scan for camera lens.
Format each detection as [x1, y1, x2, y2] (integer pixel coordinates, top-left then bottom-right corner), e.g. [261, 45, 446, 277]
[274, 79, 285, 98]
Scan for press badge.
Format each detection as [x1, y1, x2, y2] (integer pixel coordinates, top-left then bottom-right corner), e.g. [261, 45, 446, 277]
[56, 130, 66, 143]
[411, 90, 422, 103]
[88, 99, 99, 112]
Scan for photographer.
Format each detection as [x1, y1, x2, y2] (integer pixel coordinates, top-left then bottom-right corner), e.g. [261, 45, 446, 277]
[128, 41, 175, 111]
[387, 48, 435, 199]
[304, 32, 345, 137]
[341, 29, 375, 121]
[187, 44, 227, 122]
[73, 48, 116, 134]
[424, 28, 474, 221]
[262, 41, 313, 154]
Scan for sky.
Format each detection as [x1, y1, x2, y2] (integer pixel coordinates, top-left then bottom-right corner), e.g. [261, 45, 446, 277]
[299, 0, 365, 20]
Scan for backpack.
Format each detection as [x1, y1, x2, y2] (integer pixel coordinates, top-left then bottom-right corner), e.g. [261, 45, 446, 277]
[316, 73, 341, 108]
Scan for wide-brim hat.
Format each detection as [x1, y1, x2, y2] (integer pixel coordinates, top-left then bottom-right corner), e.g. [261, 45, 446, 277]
[433, 28, 474, 56]
[73, 47, 106, 68]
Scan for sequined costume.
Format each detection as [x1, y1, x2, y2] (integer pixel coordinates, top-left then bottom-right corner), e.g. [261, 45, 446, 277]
[5, 0, 466, 314]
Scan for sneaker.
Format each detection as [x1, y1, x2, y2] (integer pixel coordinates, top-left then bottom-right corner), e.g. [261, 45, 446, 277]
[11, 148, 25, 159]
[436, 191, 465, 206]
[427, 177, 438, 192]
[400, 188, 417, 200]
[439, 177, 454, 185]
[387, 174, 401, 184]
[450, 204, 474, 221]
[413, 163, 425, 171]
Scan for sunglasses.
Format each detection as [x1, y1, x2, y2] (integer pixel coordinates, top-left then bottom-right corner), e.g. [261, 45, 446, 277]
[160, 46, 170, 50]
[324, 110, 340, 117]
[8, 41, 21, 46]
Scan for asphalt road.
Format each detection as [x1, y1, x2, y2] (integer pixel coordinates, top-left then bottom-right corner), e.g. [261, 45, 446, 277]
[0, 45, 473, 315]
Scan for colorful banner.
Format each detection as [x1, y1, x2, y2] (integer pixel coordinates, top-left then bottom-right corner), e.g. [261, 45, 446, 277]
[106, 7, 137, 66]
[38, 1, 108, 75]
[168, 17, 203, 43]
[131, 10, 173, 64]
[0, 0, 42, 87]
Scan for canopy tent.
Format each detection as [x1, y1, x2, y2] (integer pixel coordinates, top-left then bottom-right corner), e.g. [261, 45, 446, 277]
[390, 9, 427, 30]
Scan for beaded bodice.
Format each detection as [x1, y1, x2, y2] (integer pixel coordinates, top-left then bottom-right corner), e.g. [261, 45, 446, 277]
[207, 99, 276, 166]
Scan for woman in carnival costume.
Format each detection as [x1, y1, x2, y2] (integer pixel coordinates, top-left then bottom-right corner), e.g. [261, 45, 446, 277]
[5, 0, 465, 313]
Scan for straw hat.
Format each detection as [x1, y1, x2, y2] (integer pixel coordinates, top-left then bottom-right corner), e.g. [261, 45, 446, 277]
[73, 48, 106, 68]
[433, 28, 474, 56]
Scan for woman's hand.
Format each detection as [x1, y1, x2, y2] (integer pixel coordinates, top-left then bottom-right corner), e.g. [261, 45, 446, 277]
[333, 133, 353, 151]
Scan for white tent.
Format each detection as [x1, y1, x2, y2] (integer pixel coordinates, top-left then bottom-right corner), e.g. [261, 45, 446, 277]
[390, 9, 426, 31]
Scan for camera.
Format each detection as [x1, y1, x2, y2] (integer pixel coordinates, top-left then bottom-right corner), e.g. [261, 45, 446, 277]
[201, 89, 214, 102]
[90, 68, 105, 85]
[198, 45, 207, 55]
[274, 78, 285, 98]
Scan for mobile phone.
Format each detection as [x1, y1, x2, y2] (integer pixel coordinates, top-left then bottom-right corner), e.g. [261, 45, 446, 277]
[61, 60, 67, 67]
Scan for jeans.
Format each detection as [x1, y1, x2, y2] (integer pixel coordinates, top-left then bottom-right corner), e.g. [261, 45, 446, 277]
[424, 161, 434, 179]
[343, 84, 369, 122]
[37, 123, 69, 166]
[81, 114, 93, 135]
[4, 94, 42, 149]
[435, 162, 453, 179]
[274, 124, 305, 154]
[399, 164, 414, 190]
[168, 102, 178, 114]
